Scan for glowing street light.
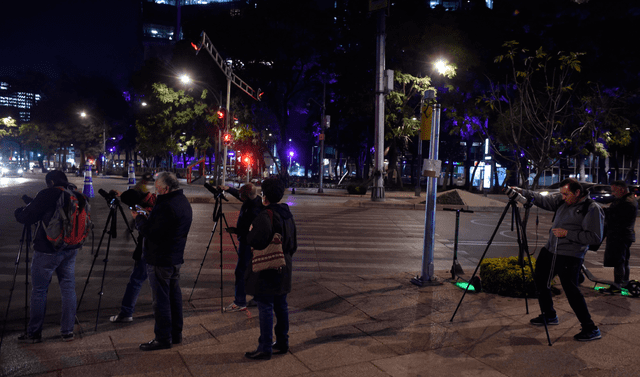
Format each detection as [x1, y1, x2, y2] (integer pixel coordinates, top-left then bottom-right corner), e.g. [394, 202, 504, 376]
[179, 74, 192, 85]
[433, 59, 457, 79]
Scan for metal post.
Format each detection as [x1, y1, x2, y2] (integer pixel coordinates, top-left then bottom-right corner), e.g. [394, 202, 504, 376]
[102, 125, 106, 176]
[411, 103, 442, 286]
[318, 83, 326, 193]
[221, 77, 231, 186]
[372, 9, 386, 202]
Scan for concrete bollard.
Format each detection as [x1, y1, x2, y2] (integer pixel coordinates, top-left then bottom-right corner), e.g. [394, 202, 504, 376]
[127, 160, 136, 189]
[82, 164, 94, 198]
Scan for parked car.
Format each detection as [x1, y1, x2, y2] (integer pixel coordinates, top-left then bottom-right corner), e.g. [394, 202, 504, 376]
[587, 184, 614, 204]
[1, 163, 25, 177]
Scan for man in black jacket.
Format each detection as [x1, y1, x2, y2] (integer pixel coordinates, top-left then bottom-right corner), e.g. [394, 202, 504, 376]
[14, 171, 88, 342]
[133, 172, 192, 351]
[604, 180, 637, 292]
[244, 178, 297, 360]
[219, 183, 263, 312]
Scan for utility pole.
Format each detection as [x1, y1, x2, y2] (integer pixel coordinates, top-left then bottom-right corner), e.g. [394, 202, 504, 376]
[318, 82, 326, 193]
[372, 5, 388, 202]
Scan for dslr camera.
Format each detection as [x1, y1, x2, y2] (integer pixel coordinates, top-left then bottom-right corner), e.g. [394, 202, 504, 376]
[504, 187, 531, 205]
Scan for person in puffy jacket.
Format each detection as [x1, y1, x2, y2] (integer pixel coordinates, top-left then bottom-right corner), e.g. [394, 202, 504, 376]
[244, 178, 297, 360]
[516, 178, 603, 342]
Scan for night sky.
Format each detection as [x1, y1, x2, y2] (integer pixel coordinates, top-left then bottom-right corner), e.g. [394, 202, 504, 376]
[0, 0, 142, 88]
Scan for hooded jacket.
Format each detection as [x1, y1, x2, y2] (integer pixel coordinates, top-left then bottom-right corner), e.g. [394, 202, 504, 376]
[135, 189, 192, 266]
[522, 189, 604, 259]
[245, 202, 297, 296]
[226, 187, 263, 243]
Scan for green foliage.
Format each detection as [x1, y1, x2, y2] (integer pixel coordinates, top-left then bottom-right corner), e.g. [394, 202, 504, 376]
[136, 83, 216, 161]
[479, 256, 537, 298]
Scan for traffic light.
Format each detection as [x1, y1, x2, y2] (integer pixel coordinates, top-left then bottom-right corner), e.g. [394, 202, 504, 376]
[223, 133, 233, 146]
[217, 109, 225, 119]
[243, 155, 252, 166]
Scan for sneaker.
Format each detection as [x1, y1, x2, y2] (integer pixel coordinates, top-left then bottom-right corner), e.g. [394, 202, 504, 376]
[530, 314, 559, 326]
[574, 327, 601, 341]
[61, 333, 74, 342]
[110, 314, 133, 323]
[18, 333, 42, 343]
[223, 303, 247, 313]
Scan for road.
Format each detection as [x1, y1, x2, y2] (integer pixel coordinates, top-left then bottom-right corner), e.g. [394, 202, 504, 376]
[1, 173, 638, 334]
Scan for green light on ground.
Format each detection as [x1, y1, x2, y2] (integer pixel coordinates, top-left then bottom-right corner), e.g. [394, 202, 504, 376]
[454, 281, 476, 292]
[593, 286, 631, 296]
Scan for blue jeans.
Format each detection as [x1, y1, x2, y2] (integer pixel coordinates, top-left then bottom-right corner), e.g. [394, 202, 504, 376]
[119, 256, 148, 317]
[147, 264, 183, 343]
[234, 241, 251, 306]
[254, 294, 289, 353]
[534, 248, 596, 330]
[29, 249, 78, 336]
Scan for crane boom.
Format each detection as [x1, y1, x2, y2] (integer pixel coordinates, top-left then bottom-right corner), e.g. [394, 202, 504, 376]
[195, 32, 261, 101]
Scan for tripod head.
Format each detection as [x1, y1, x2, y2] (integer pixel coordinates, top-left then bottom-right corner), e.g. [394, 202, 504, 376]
[98, 189, 120, 208]
[504, 187, 534, 208]
[204, 183, 228, 202]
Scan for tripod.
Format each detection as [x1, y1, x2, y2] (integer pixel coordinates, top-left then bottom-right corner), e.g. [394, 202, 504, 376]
[450, 196, 553, 346]
[0, 223, 32, 353]
[189, 186, 237, 313]
[77, 192, 137, 332]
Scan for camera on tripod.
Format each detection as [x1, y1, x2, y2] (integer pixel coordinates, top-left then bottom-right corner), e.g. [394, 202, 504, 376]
[204, 183, 223, 196]
[98, 189, 119, 205]
[504, 187, 532, 206]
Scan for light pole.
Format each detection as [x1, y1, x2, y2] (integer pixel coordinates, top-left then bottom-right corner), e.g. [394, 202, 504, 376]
[411, 59, 456, 287]
[80, 112, 107, 176]
[308, 82, 327, 193]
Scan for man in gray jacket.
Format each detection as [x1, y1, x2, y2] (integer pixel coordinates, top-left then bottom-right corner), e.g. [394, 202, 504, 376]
[516, 178, 603, 341]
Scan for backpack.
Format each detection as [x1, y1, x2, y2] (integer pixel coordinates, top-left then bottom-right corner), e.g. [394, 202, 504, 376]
[44, 187, 92, 251]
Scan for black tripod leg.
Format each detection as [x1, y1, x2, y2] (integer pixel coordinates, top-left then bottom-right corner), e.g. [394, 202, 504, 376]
[94, 209, 116, 332]
[514, 205, 552, 346]
[188, 200, 220, 302]
[451, 201, 513, 322]
[0, 225, 30, 352]
[117, 203, 137, 246]
[77, 208, 113, 313]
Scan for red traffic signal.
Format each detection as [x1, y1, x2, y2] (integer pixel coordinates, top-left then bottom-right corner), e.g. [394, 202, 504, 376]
[243, 156, 252, 166]
[223, 133, 233, 146]
[217, 110, 225, 119]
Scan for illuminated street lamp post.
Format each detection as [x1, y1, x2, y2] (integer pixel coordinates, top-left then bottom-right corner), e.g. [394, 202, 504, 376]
[411, 59, 456, 287]
[80, 112, 106, 176]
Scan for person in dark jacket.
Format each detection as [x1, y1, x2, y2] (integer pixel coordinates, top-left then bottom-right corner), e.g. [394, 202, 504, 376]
[515, 178, 604, 341]
[244, 178, 297, 360]
[14, 171, 88, 342]
[109, 187, 157, 323]
[132, 172, 192, 351]
[219, 183, 263, 312]
[604, 180, 637, 292]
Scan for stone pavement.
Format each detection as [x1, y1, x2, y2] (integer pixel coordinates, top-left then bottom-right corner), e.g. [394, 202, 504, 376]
[1, 179, 638, 377]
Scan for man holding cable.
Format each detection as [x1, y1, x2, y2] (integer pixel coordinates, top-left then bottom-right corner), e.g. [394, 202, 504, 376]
[512, 178, 604, 341]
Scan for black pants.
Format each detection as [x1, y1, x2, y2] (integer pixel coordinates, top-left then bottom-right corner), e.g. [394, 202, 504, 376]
[604, 237, 632, 287]
[534, 248, 596, 330]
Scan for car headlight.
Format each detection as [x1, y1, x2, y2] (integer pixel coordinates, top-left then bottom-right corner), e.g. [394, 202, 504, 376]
[18, 169, 24, 174]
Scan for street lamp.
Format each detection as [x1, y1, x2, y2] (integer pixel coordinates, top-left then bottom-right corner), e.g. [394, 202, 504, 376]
[412, 58, 456, 287]
[179, 74, 192, 85]
[80, 111, 106, 176]
[307, 82, 327, 193]
[288, 150, 294, 174]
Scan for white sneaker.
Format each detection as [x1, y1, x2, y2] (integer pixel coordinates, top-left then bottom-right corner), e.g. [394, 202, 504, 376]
[223, 303, 247, 313]
[110, 314, 133, 323]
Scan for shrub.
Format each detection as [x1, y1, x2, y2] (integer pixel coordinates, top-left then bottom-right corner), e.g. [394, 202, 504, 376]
[479, 256, 538, 297]
[347, 184, 368, 195]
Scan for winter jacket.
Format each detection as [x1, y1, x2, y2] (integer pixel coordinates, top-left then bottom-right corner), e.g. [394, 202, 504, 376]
[245, 203, 297, 296]
[14, 183, 86, 254]
[605, 192, 637, 242]
[226, 187, 263, 243]
[135, 189, 192, 266]
[522, 190, 604, 259]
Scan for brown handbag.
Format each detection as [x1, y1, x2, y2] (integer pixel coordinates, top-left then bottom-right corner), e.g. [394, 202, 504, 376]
[251, 210, 286, 272]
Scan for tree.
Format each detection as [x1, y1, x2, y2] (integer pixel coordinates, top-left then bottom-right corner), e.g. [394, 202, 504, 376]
[385, 71, 433, 188]
[136, 83, 216, 168]
[481, 41, 584, 189]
